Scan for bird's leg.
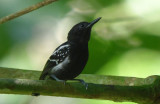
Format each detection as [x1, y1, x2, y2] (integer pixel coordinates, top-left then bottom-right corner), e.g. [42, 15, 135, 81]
[72, 79, 88, 90]
[50, 74, 66, 85]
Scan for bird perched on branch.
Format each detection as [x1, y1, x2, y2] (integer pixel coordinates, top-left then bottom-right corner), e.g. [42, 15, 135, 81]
[33, 17, 101, 96]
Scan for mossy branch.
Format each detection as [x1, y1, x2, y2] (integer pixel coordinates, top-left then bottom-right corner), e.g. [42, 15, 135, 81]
[0, 0, 58, 24]
[0, 67, 160, 104]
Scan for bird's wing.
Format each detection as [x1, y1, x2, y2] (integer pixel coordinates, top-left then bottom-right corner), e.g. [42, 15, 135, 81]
[39, 42, 70, 80]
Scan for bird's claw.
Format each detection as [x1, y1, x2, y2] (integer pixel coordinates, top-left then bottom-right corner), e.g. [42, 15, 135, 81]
[62, 80, 66, 85]
[84, 83, 88, 90]
[80, 80, 88, 90]
[74, 79, 88, 90]
[55, 79, 66, 85]
[50, 75, 66, 85]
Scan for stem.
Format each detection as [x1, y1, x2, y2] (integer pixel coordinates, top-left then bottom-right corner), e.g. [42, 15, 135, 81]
[0, 0, 58, 24]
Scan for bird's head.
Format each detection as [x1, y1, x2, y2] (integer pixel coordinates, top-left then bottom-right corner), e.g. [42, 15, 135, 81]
[67, 17, 101, 44]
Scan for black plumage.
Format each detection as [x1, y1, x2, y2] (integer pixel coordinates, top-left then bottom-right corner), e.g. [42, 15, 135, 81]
[40, 17, 101, 90]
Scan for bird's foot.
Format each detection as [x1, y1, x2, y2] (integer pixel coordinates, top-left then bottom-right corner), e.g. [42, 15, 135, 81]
[73, 79, 88, 90]
[50, 75, 66, 85]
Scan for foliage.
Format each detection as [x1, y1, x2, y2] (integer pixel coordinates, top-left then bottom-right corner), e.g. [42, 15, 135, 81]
[0, 0, 160, 104]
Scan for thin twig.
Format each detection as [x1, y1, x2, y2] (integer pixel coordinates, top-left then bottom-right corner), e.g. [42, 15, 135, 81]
[0, 0, 58, 24]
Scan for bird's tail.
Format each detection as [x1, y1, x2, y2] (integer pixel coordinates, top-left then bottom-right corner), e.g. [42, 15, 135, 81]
[39, 73, 47, 80]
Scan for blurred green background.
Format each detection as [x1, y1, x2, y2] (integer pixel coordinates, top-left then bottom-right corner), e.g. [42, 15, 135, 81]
[0, 0, 160, 104]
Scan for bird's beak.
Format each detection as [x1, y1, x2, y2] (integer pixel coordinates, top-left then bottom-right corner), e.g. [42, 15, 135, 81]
[87, 17, 101, 28]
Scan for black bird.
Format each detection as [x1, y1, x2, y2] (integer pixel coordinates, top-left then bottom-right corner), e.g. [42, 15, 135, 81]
[39, 17, 101, 89]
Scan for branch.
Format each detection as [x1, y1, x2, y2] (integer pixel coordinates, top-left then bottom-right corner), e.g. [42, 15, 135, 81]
[0, 67, 159, 104]
[0, 0, 58, 24]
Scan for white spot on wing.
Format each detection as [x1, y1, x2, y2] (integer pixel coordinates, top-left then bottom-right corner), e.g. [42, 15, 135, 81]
[49, 59, 58, 64]
[52, 44, 70, 55]
[51, 56, 70, 73]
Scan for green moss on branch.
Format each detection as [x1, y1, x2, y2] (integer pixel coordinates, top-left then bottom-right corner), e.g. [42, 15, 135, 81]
[0, 67, 159, 104]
